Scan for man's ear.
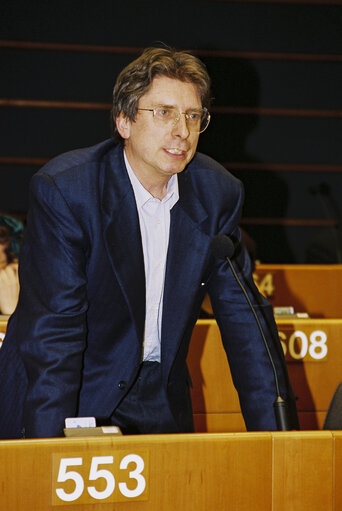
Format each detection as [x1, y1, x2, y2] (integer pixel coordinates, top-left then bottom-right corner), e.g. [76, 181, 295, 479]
[116, 113, 131, 140]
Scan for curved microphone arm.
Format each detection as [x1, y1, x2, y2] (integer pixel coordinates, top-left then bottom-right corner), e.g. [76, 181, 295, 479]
[210, 234, 294, 430]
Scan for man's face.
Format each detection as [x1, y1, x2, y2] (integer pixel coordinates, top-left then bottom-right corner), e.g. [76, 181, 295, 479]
[116, 75, 202, 182]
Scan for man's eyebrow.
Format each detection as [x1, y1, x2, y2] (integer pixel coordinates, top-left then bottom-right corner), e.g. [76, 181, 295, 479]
[156, 104, 202, 111]
[155, 104, 175, 108]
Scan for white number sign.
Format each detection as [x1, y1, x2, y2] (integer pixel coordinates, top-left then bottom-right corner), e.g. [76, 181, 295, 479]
[52, 450, 148, 505]
[279, 329, 328, 361]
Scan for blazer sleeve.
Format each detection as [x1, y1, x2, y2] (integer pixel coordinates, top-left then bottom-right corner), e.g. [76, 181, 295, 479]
[207, 183, 298, 431]
[16, 172, 89, 437]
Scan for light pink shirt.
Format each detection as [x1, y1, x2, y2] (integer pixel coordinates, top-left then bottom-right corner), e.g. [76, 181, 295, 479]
[124, 152, 179, 361]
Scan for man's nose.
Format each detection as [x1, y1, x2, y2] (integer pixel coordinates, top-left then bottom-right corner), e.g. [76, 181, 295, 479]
[172, 113, 190, 138]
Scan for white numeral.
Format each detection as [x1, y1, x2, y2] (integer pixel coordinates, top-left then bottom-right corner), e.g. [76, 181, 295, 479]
[119, 454, 146, 498]
[56, 458, 84, 502]
[87, 456, 115, 499]
[288, 330, 308, 360]
[309, 330, 328, 360]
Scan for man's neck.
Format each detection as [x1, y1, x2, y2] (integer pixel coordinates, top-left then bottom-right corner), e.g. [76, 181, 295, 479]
[143, 180, 169, 201]
[124, 151, 171, 201]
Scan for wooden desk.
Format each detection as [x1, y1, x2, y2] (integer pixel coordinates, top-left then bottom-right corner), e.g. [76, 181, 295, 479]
[254, 264, 342, 318]
[0, 431, 341, 510]
[0, 315, 8, 348]
[0, 316, 7, 331]
[188, 319, 342, 432]
[1, 316, 341, 432]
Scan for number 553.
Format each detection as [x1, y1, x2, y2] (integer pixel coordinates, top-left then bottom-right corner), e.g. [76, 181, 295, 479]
[52, 451, 149, 506]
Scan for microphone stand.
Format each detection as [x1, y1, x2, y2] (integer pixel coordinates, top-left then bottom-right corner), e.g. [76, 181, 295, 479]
[224, 254, 293, 431]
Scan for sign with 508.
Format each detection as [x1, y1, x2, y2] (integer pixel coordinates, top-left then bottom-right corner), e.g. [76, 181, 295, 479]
[52, 449, 149, 506]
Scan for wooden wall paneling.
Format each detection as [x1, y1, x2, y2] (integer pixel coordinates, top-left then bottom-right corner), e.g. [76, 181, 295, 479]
[272, 431, 334, 511]
[333, 431, 342, 510]
[2, 2, 341, 53]
[254, 264, 342, 317]
[0, 106, 111, 158]
[0, 47, 132, 102]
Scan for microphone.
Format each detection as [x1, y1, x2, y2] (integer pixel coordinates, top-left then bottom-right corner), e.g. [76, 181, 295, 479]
[210, 234, 293, 431]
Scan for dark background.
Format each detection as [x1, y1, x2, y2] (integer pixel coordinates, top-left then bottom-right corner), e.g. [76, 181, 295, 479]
[1, 0, 341, 263]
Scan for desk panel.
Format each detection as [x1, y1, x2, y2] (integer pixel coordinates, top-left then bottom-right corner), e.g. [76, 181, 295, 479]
[188, 319, 342, 432]
[333, 432, 342, 510]
[272, 431, 333, 511]
[254, 264, 342, 318]
[0, 432, 340, 510]
[0, 433, 272, 511]
[1, 317, 341, 432]
[0, 316, 7, 348]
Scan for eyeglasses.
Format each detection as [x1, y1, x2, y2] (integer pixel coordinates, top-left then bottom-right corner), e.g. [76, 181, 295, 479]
[137, 105, 211, 133]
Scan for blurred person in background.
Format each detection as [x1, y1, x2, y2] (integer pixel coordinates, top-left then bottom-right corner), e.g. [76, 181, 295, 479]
[0, 215, 23, 315]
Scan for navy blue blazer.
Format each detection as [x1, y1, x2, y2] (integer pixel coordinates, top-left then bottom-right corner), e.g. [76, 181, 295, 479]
[0, 140, 297, 438]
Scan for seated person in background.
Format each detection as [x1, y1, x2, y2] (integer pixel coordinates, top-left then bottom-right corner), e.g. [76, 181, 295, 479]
[0, 215, 23, 315]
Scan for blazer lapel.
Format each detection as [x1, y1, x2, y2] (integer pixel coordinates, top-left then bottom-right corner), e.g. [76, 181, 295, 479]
[100, 147, 211, 366]
[101, 146, 146, 345]
[161, 170, 210, 373]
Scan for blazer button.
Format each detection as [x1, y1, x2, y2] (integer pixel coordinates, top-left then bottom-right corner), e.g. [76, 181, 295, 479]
[118, 380, 126, 390]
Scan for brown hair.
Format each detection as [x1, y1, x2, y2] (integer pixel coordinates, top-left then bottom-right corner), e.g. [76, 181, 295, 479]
[111, 46, 211, 143]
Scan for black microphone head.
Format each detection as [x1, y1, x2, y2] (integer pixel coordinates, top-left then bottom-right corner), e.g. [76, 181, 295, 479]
[210, 234, 235, 260]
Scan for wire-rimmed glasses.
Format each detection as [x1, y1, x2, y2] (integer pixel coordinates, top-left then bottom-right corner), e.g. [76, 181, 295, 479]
[137, 105, 211, 133]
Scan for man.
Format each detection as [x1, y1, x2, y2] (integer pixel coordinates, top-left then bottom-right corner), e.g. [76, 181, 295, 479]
[0, 47, 298, 438]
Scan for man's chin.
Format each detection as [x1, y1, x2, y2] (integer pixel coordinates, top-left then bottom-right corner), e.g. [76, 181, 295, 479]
[164, 159, 192, 176]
